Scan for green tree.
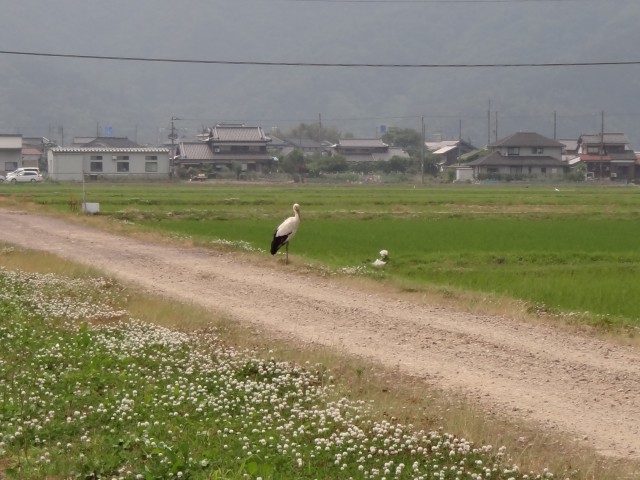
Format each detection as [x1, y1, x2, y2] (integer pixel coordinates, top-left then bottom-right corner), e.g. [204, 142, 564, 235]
[308, 154, 348, 175]
[280, 149, 307, 182]
[381, 127, 423, 158]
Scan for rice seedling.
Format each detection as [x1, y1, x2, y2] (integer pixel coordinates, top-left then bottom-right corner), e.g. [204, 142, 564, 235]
[5, 182, 640, 328]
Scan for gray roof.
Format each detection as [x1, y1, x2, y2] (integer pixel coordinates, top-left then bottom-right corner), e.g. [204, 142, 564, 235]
[51, 147, 169, 153]
[178, 142, 214, 160]
[337, 138, 388, 148]
[467, 151, 566, 167]
[426, 139, 476, 152]
[558, 139, 578, 152]
[579, 133, 631, 145]
[84, 137, 142, 148]
[343, 147, 409, 162]
[489, 132, 564, 148]
[267, 135, 289, 148]
[210, 125, 270, 142]
[425, 140, 459, 151]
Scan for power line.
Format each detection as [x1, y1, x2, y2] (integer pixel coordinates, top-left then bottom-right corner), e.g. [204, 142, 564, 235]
[2, 49, 639, 69]
[273, 0, 580, 3]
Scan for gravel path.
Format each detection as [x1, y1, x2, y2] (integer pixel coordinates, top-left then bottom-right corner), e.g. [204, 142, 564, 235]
[1, 209, 639, 461]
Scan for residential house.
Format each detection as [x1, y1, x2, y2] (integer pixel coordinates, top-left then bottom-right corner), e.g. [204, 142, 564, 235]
[558, 138, 579, 158]
[558, 138, 581, 167]
[425, 139, 477, 170]
[330, 138, 409, 162]
[577, 133, 637, 181]
[21, 137, 49, 171]
[48, 146, 170, 181]
[21, 147, 42, 168]
[175, 141, 215, 170]
[0, 134, 24, 174]
[177, 124, 273, 173]
[466, 132, 566, 180]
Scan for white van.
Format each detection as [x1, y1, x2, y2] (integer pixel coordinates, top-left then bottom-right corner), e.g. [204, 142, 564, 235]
[8, 167, 40, 175]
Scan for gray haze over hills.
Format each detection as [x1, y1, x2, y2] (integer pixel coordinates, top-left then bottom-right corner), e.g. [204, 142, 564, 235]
[2, 0, 640, 149]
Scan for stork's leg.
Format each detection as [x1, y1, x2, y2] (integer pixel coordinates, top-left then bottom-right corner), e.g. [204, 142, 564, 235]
[285, 243, 289, 264]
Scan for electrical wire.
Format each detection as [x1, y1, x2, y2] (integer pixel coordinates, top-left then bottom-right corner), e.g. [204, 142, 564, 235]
[272, 0, 581, 3]
[1, 49, 639, 68]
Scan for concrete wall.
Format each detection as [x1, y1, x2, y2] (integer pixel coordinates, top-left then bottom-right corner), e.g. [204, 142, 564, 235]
[48, 149, 170, 181]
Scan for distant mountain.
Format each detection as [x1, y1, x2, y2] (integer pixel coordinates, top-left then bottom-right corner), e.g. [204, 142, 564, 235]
[1, 0, 640, 148]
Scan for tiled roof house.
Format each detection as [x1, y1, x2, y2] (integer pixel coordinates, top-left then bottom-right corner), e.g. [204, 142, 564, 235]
[176, 124, 273, 172]
[466, 132, 566, 180]
[577, 133, 637, 181]
[331, 138, 409, 162]
[426, 139, 478, 170]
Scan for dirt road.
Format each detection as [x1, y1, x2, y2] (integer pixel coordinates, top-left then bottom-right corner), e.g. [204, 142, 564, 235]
[1, 209, 639, 461]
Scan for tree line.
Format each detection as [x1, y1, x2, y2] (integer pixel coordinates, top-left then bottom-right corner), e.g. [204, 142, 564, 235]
[275, 124, 439, 181]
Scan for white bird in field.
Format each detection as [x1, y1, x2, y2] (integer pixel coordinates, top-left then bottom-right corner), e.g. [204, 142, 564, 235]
[270, 203, 301, 264]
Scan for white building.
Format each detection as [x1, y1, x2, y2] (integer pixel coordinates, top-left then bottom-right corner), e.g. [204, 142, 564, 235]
[48, 147, 170, 181]
[0, 134, 23, 174]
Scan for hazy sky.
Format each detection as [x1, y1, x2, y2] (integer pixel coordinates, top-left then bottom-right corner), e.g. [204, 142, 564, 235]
[2, 0, 640, 147]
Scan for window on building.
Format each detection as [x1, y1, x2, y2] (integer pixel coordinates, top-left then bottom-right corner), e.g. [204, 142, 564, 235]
[541, 167, 547, 174]
[487, 167, 499, 174]
[90, 161, 103, 172]
[117, 162, 130, 173]
[587, 146, 600, 154]
[90, 155, 103, 160]
[507, 147, 520, 156]
[230, 145, 250, 152]
[145, 155, 158, 161]
[531, 147, 543, 154]
[5, 162, 18, 171]
[510, 166, 522, 175]
[145, 162, 158, 173]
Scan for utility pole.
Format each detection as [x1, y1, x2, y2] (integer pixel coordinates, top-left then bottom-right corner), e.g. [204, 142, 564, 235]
[553, 111, 557, 140]
[487, 100, 491, 146]
[600, 110, 605, 179]
[494, 111, 498, 142]
[421, 116, 425, 184]
[458, 119, 462, 164]
[169, 116, 181, 179]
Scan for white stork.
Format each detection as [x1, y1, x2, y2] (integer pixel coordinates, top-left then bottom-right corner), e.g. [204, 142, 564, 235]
[270, 203, 301, 264]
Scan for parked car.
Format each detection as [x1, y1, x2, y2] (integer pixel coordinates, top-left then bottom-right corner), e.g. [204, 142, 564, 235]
[8, 167, 40, 176]
[190, 173, 208, 182]
[0, 174, 5, 183]
[6, 170, 43, 183]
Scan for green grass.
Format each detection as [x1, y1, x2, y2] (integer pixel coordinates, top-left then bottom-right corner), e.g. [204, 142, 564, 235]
[1, 263, 555, 479]
[137, 215, 640, 325]
[3, 181, 640, 326]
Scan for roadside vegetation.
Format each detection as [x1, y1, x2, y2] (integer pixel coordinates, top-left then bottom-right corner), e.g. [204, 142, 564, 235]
[1, 248, 561, 479]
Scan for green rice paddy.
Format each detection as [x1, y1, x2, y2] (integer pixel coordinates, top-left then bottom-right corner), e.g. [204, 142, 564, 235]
[3, 181, 640, 326]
